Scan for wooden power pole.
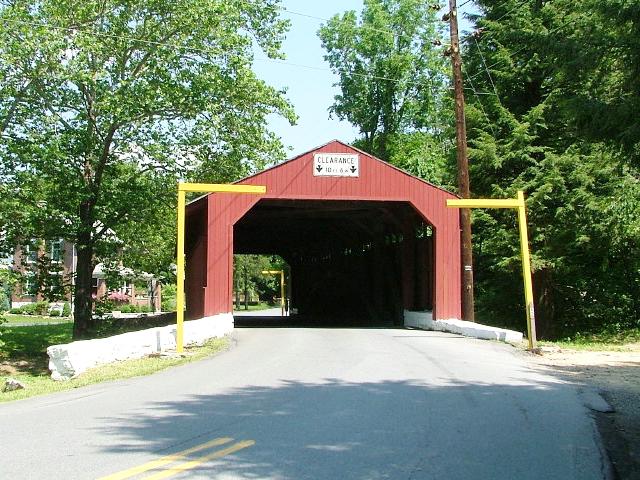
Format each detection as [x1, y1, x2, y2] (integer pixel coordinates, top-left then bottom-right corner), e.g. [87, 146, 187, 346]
[447, 0, 475, 322]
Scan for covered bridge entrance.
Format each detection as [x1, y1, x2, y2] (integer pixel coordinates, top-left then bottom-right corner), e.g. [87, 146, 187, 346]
[185, 140, 461, 325]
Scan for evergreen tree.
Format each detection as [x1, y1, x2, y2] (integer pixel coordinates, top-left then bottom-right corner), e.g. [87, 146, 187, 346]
[464, 0, 640, 337]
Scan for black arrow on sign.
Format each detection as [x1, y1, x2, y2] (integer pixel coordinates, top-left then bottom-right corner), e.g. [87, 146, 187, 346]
[316, 165, 323, 173]
[350, 166, 357, 173]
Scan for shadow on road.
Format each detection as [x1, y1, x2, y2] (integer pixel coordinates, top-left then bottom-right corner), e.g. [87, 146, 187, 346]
[531, 359, 640, 480]
[93, 377, 607, 479]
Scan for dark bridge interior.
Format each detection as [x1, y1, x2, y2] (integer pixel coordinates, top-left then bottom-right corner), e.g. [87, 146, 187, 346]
[233, 199, 434, 327]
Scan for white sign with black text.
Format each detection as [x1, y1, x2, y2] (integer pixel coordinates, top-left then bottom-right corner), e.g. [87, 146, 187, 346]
[313, 153, 359, 177]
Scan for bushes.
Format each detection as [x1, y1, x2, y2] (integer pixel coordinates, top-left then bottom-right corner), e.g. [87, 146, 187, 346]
[161, 284, 176, 312]
[0, 289, 9, 313]
[8, 301, 64, 316]
[62, 302, 71, 317]
[117, 304, 151, 314]
[13, 301, 50, 316]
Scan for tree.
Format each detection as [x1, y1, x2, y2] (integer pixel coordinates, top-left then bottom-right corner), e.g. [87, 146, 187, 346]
[233, 255, 283, 309]
[463, 0, 640, 337]
[318, 0, 450, 163]
[0, 0, 295, 338]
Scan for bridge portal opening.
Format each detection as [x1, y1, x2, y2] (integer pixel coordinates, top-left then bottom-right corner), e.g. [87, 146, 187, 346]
[184, 140, 462, 323]
[233, 199, 434, 327]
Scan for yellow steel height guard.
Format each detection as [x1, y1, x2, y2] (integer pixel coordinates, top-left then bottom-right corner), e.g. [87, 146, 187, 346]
[447, 191, 538, 349]
[261, 270, 285, 316]
[176, 183, 266, 352]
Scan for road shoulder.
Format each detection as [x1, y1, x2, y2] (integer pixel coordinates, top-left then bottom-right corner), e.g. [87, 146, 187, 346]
[528, 347, 640, 480]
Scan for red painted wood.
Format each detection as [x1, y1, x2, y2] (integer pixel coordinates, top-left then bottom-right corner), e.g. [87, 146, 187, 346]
[187, 140, 461, 320]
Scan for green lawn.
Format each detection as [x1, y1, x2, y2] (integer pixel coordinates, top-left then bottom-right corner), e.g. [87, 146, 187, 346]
[0, 322, 229, 402]
[1, 323, 72, 365]
[539, 327, 640, 351]
[2, 314, 72, 325]
[233, 302, 277, 312]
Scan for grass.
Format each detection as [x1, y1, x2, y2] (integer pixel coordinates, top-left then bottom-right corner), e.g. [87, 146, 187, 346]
[2, 313, 72, 325]
[233, 302, 277, 312]
[1, 323, 72, 365]
[539, 327, 640, 351]
[0, 322, 229, 403]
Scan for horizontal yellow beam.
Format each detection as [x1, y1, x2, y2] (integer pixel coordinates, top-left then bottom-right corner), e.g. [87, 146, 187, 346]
[446, 198, 523, 209]
[178, 183, 266, 194]
[261, 270, 282, 275]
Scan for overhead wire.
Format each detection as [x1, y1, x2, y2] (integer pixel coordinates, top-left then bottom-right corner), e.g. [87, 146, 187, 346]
[283, 7, 415, 41]
[471, 36, 501, 105]
[1, 6, 500, 125]
[0, 16, 449, 91]
[462, 65, 498, 136]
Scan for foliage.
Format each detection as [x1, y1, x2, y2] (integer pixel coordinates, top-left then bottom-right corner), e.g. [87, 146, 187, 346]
[541, 327, 640, 352]
[0, 288, 8, 312]
[12, 301, 50, 316]
[160, 283, 176, 312]
[0, 268, 18, 312]
[0, 0, 295, 338]
[233, 255, 284, 308]
[107, 291, 129, 303]
[62, 302, 71, 317]
[463, 0, 640, 338]
[318, 0, 451, 163]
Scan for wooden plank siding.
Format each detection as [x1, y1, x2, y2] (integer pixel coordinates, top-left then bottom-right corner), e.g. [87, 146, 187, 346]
[185, 140, 461, 321]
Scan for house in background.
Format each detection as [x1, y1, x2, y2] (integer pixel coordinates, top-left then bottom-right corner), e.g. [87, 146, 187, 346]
[10, 239, 161, 312]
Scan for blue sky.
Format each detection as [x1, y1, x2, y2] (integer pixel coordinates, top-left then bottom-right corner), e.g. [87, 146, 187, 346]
[254, 1, 478, 157]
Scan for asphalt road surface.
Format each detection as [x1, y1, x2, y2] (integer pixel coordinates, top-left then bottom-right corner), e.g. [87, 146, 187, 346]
[1, 327, 610, 479]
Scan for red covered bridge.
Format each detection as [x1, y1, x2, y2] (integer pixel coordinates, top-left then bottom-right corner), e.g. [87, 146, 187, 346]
[185, 140, 461, 325]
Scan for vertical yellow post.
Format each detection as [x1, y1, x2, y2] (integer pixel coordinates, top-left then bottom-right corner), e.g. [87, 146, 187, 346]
[262, 270, 285, 317]
[176, 188, 186, 353]
[176, 183, 266, 353]
[517, 191, 537, 349]
[280, 270, 285, 317]
[447, 191, 538, 349]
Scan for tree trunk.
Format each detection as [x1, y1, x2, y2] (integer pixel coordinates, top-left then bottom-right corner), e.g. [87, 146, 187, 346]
[243, 267, 249, 310]
[73, 238, 95, 339]
[533, 268, 555, 340]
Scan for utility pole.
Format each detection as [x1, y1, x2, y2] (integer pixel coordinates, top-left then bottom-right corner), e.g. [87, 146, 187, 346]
[447, 0, 475, 321]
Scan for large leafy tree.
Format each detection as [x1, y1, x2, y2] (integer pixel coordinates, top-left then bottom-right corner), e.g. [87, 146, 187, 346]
[463, 0, 640, 337]
[318, 0, 450, 164]
[0, 0, 295, 338]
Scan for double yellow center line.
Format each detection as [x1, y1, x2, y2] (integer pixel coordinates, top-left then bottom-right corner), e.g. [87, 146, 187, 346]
[98, 437, 255, 480]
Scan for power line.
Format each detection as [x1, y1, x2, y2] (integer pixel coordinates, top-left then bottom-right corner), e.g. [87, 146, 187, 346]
[462, 65, 497, 136]
[282, 6, 447, 45]
[464, 17, 572, 83]
[472, 36, 501, 105]
[0, 17, 450, 91]
[492, 0, 529, 24]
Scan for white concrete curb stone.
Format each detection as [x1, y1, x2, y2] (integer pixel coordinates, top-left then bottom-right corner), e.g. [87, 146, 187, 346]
[404, 310, 523, 344]
[47, 313, 233, 380]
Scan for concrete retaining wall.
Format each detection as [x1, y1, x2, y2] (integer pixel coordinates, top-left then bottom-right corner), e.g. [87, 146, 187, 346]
[47, 313, 233, 380]
[404, 310, 523, 344]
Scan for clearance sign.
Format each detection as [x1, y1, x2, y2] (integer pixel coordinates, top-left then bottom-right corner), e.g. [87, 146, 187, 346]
[313, 153, 359, 177]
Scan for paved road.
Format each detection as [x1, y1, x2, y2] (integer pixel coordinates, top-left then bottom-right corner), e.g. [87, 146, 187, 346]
[1, 328, 609, 479]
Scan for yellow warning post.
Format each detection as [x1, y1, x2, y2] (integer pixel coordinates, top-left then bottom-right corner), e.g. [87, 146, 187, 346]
[176, 183, 266, 352]
[447, 190, 537, 349]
